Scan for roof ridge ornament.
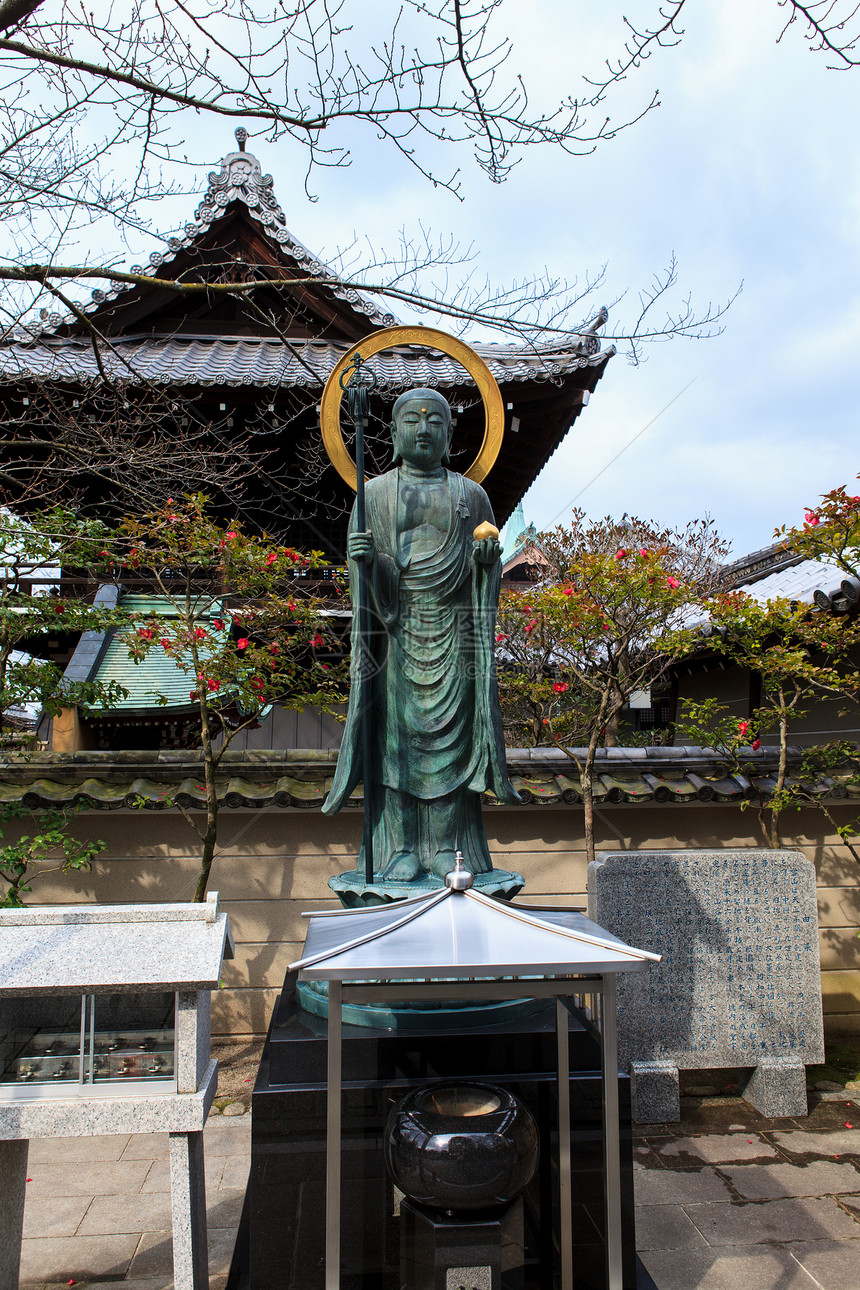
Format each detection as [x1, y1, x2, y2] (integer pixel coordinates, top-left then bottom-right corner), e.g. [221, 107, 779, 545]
[445, 852, 474, 891]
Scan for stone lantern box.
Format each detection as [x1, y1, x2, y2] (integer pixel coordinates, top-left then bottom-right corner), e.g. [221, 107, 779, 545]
[0, 892, 234, 1290]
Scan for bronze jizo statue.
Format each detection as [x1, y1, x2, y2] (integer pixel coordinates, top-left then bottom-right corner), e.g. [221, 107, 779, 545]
[323, 388, 520, 883]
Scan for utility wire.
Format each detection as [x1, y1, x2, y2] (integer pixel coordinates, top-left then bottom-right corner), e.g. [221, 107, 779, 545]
[544, 374, 700, 528]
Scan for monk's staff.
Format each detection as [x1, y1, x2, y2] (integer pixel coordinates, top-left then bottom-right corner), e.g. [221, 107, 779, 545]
[340, 354, 377, 886]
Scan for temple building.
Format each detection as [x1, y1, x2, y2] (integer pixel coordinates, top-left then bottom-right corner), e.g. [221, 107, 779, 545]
[2, 136, 857, 1043]
[0, 129, 613, 559]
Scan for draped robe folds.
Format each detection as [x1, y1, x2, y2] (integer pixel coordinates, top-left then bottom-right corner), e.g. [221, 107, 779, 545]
[322, 466, 520, 876]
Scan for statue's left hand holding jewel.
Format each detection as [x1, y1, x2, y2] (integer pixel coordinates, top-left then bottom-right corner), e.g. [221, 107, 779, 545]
[473, 536, 502, 565]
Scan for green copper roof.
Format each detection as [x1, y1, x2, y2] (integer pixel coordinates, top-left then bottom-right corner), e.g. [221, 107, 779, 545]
[89, 595, 224, 712]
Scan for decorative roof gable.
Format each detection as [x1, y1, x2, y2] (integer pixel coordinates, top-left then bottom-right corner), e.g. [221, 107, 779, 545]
[38, 129, 397, 339]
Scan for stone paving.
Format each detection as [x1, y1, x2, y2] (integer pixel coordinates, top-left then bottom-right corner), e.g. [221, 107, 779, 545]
[635, 1093, 860, 1290]
[17, 1114, 250, 1290]
[13, 1093, 860, 1289]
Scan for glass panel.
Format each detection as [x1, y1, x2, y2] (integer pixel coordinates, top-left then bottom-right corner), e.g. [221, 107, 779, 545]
[0, 995, 84, 1086]
[91, 992, 175, 1084]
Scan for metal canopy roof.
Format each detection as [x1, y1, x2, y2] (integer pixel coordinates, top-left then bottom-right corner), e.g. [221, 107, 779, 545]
[291, 880, 659, 981]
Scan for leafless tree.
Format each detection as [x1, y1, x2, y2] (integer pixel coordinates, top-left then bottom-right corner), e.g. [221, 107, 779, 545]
[0, 0, 739, 357]
[584, 0, 860, 101]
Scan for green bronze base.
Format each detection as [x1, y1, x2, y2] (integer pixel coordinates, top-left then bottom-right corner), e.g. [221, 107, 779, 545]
[296, 978, 549, 1031]
[327, 866, 525, 908]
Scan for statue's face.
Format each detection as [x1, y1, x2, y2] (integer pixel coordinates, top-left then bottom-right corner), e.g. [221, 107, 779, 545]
[392, 395, 452, 469]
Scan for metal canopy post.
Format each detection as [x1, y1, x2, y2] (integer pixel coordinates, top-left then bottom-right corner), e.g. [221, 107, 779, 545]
[298, 892, 657, 1290]
[325, 981, 343, 1290]
[555, 995, 574, 1290]
[600, 974, 623, 1290]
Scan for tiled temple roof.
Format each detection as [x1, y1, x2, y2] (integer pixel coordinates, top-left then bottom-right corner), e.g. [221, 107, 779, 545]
[24, 133, 397, 337]
[1, 747, 855, 812]
[0, 334, 607, 390]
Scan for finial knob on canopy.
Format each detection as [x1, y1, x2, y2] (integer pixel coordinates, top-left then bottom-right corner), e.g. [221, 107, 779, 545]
[445, 851, 474, 891]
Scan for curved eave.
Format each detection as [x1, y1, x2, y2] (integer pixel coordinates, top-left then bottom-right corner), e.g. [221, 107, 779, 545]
[0, 335, 613, 390]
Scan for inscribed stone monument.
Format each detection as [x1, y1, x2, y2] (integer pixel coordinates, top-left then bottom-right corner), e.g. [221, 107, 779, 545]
[589, 849, 824, 1121]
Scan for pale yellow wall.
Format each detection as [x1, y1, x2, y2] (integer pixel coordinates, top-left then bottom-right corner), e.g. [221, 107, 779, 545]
[19, 801, 860, 1042]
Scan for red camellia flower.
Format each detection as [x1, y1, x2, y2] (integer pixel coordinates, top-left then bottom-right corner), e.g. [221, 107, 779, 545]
[495, 633, 508, 643]
[639, 548, 648, 558]
[666, 576, 681, 589]
[751, 738, 761, 751]
[190, 690, 198, 701]
[804, 511, 820, 526]
[237, 637, 248, 651]
[309, 633, 324, 648]
[265, 551, 277, 566]
[207, 678, 219, 691]
[615, 548, 626, 560]
[225, 530, 238, 540]
[53, 603, 65, 614]
[194, 627, 206, 640]
[738, 720, 749, 737]
[524, 619, 537, 634]
[553, 682, 568, 693]
[213, 618, 224, 632]
[269, 644, 280, 655]
[161, 638, 171, 650]
[138, 627, 153, 640]
[251, 676, 263, 690]
[562, 587, 574, 597]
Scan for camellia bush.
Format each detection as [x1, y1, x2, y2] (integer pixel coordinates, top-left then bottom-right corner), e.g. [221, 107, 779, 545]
[119, 495, 346, 901]
[678, 591, 860, 850]
[0, 507, 128, 905]
[497, 509, 727, 864]
[777, 476, 860, 582]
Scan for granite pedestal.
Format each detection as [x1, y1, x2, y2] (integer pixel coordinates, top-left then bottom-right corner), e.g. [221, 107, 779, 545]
[399, 1196, 525, 1290]
[589, 850, 825, 1122]
[231, 973, 637, 1290]
[0, 897, 233, 1290]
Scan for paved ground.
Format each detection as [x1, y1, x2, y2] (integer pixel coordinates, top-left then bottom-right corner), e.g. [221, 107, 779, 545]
[14, 1092, 860, 1289]
[17, 1114, 250, 1290]
[634, 1093, 860, 1290]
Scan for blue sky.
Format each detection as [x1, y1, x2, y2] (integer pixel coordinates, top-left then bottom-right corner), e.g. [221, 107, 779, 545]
[12, 1, 859, 559]
[256, 1, 858, 559]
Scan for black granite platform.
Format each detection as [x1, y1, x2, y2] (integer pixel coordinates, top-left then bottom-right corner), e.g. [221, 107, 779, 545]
[229, 973, 637, 1290]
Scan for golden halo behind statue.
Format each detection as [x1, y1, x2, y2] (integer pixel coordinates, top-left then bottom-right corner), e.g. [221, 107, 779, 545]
[319, 325, 505, 492]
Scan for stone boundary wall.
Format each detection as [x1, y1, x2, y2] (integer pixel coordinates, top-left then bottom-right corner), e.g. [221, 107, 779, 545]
[11, 803, 860, 1041]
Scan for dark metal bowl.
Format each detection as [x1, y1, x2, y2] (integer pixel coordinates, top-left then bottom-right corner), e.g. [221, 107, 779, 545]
[384, 1082, 539, 1212]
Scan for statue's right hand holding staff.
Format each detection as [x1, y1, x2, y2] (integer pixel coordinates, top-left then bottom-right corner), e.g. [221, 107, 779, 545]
[348, 530, 374, 563]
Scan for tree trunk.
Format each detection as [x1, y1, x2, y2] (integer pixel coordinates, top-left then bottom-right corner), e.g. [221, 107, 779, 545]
[768, 701, 790, 850]
[191, 686, 219, 903]
[582, 765, 596, 868]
